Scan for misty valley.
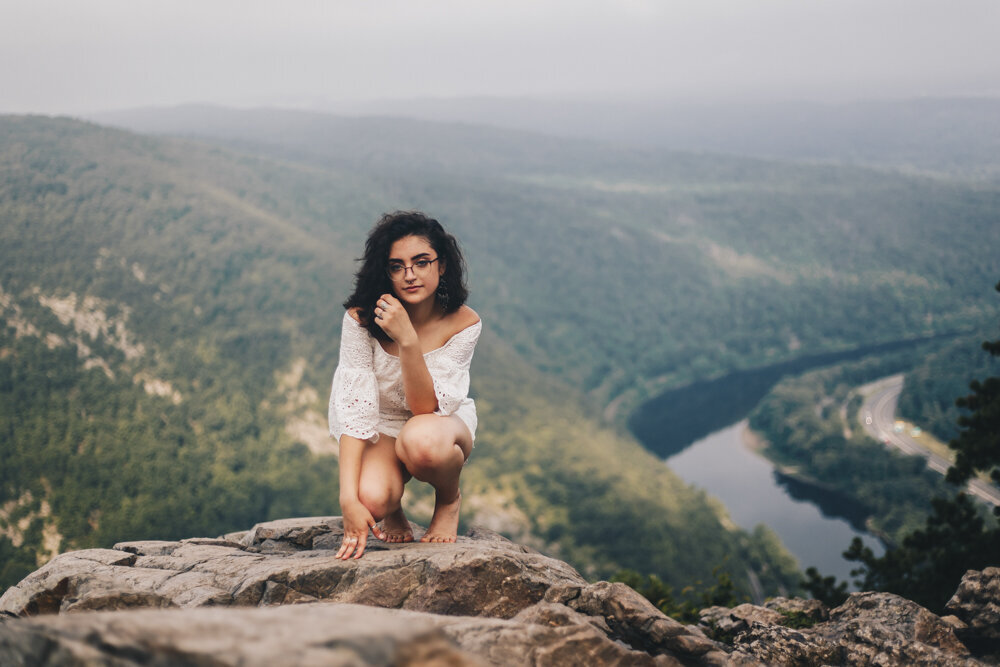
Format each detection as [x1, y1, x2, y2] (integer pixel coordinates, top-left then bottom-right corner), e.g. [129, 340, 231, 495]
[2, 104, 999, 610]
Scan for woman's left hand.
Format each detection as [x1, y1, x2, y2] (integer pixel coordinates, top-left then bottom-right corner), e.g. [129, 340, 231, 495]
[374, 294, 417, 346]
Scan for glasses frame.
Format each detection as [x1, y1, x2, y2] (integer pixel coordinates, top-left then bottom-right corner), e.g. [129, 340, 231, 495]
[387, 256, 440, 280]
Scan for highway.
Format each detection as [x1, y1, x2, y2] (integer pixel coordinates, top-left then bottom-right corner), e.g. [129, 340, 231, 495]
[858, 375, 1000, 507]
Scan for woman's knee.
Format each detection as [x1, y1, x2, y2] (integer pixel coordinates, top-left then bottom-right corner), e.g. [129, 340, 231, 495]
[396, 416, 458, 472]
[357, 472, 403, 520]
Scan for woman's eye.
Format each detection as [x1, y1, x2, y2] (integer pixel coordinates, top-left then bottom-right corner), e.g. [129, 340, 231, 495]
[415, 260, 429, 268]
[389, 264, 404, 272]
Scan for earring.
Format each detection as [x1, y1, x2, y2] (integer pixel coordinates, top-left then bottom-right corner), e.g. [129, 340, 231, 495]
[436, 283, 450, 310]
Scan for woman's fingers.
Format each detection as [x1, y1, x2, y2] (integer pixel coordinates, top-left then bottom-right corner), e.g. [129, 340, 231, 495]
[374, 294, 405, 336]
[336, 538, 350, 559]
[337, 534, 362, 560]
[353, 533, 367, 559]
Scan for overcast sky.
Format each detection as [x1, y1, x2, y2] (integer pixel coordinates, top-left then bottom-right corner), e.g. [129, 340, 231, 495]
[2, 0, 998, 115]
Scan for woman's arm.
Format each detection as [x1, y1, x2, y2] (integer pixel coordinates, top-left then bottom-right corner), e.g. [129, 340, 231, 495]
[338, 434, 367, 508]
[373, 294, 439, 414]
[337, 434, 383, 559]
[329, 310, 384, 558]
[397, 338, 439, 415]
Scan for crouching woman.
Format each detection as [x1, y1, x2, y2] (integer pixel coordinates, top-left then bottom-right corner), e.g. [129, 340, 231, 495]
[328, 211, 481, 559]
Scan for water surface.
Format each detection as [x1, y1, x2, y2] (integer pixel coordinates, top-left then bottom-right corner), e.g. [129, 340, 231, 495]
[667, 421, 884, 584]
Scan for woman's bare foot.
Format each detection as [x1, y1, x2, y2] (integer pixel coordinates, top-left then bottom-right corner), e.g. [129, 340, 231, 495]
[420, 491, 462, 543]
[379, 507, 414, 543]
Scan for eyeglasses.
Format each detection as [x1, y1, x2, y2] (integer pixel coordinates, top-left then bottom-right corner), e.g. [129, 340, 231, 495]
[387, 257, 439, 280]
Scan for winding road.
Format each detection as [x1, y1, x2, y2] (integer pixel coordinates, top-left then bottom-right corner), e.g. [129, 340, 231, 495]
[859, 375, 1000, 507]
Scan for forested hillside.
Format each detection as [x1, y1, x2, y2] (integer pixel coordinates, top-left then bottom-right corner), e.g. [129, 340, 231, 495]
[748, 348, 956, 545]
[898, 333, 1000, 442]
[92, 106, 1000, 421]
[0, 115, 798, 596]
[3, 109, 998, 598]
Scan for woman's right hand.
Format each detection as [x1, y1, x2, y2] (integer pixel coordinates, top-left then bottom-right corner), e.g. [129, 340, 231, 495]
[337, 499, 386, 559]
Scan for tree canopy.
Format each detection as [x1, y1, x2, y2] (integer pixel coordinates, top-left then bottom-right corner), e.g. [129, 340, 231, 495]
[842, 280, 1000, 612]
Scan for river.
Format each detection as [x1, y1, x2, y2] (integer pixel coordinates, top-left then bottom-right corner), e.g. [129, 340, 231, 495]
[626, 339, 951, 585]
[666, 421, 884, 584]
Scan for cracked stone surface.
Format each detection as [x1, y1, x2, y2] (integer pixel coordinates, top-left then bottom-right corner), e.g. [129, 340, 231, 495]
[702, 591, 991, 666]
[0, 516, 729, 666]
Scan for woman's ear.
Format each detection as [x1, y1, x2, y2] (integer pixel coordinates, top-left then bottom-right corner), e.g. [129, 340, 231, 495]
[438, 259, 446, 277]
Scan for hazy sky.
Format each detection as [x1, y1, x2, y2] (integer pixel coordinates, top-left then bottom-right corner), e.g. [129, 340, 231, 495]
[2, 0, 998, 114]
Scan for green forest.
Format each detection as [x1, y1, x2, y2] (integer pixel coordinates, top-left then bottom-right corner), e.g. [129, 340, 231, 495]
[897, 334, 1000, 442]
[748, 349, 955, 546]
[2, 111, 999, 600]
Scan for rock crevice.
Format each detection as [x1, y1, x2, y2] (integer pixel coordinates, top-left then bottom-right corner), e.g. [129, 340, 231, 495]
[0, 516, 725, 665]
[2, 517, 998, 666]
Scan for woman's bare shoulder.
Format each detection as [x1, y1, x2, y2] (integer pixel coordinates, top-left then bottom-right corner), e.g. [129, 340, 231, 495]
[452, 305, 481, 331]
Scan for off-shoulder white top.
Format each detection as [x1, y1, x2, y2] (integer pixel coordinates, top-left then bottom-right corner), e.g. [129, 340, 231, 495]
[328, 310, 481, 444]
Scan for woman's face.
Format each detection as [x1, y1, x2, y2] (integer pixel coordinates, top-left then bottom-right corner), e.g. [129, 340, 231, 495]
[387, 235, 445, 306]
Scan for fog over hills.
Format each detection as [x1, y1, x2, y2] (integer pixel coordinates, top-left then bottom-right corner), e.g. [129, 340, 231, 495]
[306, 96, 1000, 181]
[3, 105, 998, 601]
[0, 114, 805, 598]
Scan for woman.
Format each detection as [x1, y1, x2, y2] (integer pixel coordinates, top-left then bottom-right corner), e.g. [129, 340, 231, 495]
[328, 211, 481, 560]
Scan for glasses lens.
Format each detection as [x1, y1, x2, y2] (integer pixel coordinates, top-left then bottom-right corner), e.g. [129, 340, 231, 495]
[387, 258, 435, 279]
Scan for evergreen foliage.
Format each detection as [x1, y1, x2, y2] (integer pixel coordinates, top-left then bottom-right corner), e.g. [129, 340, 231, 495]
[947, 284, 1000, 491]
[846, 282, 1000, 612]
[612, 565, 743, 624]
[897, 332, 1000, 442]
[801, 566, 849, 608]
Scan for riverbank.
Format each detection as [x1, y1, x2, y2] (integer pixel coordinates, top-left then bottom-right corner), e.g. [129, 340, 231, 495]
[666, 421, 884, 584]
[628, 333, 957, 459]
[740, 422, 890, 542]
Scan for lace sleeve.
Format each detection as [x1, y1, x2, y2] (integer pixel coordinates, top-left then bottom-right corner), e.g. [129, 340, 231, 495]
[328, 311, 380, 442]
[431, 320, 481, 417]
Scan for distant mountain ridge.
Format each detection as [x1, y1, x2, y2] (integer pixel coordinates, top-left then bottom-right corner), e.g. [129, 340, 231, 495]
[0, 114, 800, 599]
[85, 105, 1000, 413]
[275, 95, 1000, 181]
[2, 108, 998, 601]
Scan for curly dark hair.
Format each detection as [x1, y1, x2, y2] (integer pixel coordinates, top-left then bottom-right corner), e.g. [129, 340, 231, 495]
[344, 211, 469, 341]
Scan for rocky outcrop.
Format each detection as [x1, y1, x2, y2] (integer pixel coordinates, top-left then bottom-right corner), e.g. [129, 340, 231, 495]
[702, 588, 999, 666]
[3, 518, 998, 666]
[947, 567, 1000, 662]
[0, 516, 727, 666]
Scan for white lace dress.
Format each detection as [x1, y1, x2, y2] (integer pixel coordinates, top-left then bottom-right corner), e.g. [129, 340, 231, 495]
[328, 311, 481, 444]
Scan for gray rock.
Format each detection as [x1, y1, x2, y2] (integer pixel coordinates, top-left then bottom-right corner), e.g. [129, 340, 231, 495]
[0, 516, 724, 666]
[701, 598, 828, 636]
[732, 624, 842, 666]
[556, 581, 731, 664]
[947, 568, 1000, 641]
[708, 591, 991, 666]
[763, 596, 829, 624]
[0, 603, 483, 666]
[817, 591, 977, 665]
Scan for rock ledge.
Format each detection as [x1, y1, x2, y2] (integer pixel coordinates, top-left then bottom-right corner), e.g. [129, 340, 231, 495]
[0, 516, 725, 666]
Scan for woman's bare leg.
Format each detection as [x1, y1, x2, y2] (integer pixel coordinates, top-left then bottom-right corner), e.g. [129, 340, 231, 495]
[395, 414, 472, 543]
[356, 433, 412, 542]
